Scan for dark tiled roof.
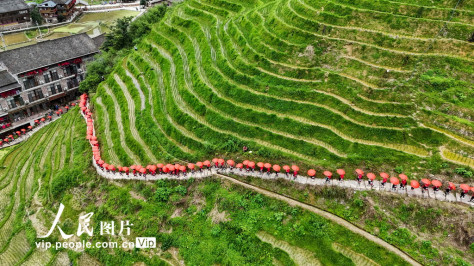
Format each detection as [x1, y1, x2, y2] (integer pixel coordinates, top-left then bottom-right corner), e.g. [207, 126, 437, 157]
[0, 33, 99, 75]
[0, 0, 29, 14]
[0, 70, 21, 93]
[92, 34, 106, 49]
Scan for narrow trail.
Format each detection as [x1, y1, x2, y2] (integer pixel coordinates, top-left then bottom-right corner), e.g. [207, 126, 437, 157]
[140, 49, 205, 145]
[127, 58, 195, 155]
[220, 16, 409, 128]
[150, 39, 319, 164]
[163, 22, 348, 158]
[340, 56, 412, 74]
[421, 123, 474, 148]
[176, 13, 429, 157]
[103, 84, 142, 163]
[297, 0, 474, 46]
[187, 4, 408, 117]
[217, 173, 422, 266]
[439, 147, 474, 169]
[124, 69, 146, 111]
[255, 10, 413, 76]
[169, 19, 348, 157]
[271, 8, 474, 63]
[113, 74, 158, 163]
[322, 0, 474, 27]
[256, 232, 322, 265]
[95, 97, 121, 164]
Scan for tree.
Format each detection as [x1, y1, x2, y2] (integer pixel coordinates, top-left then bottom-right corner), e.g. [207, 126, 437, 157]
[30, 7, 44, 25]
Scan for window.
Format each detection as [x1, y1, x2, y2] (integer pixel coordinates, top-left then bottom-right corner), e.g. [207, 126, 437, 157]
[48, 85, 56, 95]
[27, 89, 44, 102]
[23, 76, 38, 90]
[65, 65, 77, 76]
[7, 98, 16, 109]
[57, 84, 63, 93]
[50, 70, 59, 81]
[43, 72, 51, 83]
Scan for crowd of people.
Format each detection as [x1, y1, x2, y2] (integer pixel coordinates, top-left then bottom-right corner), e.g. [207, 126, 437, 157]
[77, 92, 474, 204]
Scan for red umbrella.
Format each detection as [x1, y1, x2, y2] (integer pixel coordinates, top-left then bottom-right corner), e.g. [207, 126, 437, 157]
[123, 167, 129, 173]
[421, 179, 431, 186]
[236, 163, 243, 169]
[273, 164, 281, 172]
[90, 136, 97, 141]
[203, 160, 211, 167]
[28, 126, 32, 129]
[257, 162, 264, 169]
[162, 166, 170, 173]
[227, 160, 235, 167]
[103, 163, 109, 169]
[212, 158, 218, 167]
[367, 173, 376, 180]
[323, 171, 332, 177]
[460, 184, 470, 191]
[157, 163, 164, 169]
[448, 182, 456, 190]
[97, 160, 104, 166]
[355, 169, 364, 175]
[16, 131, 21, 135]
[139, 168, 147, 174]
[168, 165, 175, 172]
[471, 187, 474, 192]
[149, 165, 157, 172]
[432, 180, 442, 188]
[283, 165, 290, 172]
[410, 180, 420, 188]
[243, 160, 249, 166]
[187, 163, 195, 170]
[336, 169, 345, 177]
[90, 140, 98, 146]
[264, 163, 271, 171]
[196, 162, 203, 168]
[118, 166, 123, 172]
[179, 165, 186, 172]
[107, 165, 115, 171]
[390, 177, 399, 185]
[218, 158, 225, 166]
[399, 174, 408, 180]
[248, 161, 256, 169]
[380, 172, 389, 179]
[21, 128, 26, 132]
[291, 165, 299, 172]
[307, 169, 316, 177]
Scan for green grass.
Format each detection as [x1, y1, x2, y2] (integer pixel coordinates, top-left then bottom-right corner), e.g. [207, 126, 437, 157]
[0, 110, 417, 265]
[77, 10, 140, 24]
[90, 0, 473, 178]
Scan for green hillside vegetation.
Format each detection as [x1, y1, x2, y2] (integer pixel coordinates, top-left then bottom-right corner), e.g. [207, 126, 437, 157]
[83, 0, 473, 180]
[0, 110, 421, 265]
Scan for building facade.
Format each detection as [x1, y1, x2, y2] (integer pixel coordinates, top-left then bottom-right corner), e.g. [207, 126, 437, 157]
[0, 33, 101, 136]
[0, 0, 31, 29]
[38, 0, 76, 23]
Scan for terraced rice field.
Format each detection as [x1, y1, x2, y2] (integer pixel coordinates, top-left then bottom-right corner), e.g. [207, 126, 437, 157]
[91, 0, 473, 172]
[0, 110, 86, 265]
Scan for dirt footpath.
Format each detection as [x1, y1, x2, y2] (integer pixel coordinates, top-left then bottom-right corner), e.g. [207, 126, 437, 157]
[216, 174, 422, 266]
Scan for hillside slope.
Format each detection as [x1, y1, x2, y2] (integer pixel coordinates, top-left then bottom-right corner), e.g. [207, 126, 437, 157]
[91, 0, 474, 176]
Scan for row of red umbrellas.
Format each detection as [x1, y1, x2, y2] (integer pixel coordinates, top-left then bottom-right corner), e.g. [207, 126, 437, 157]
[79, 92, 474, 194]
[1, 102, 74, 146]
